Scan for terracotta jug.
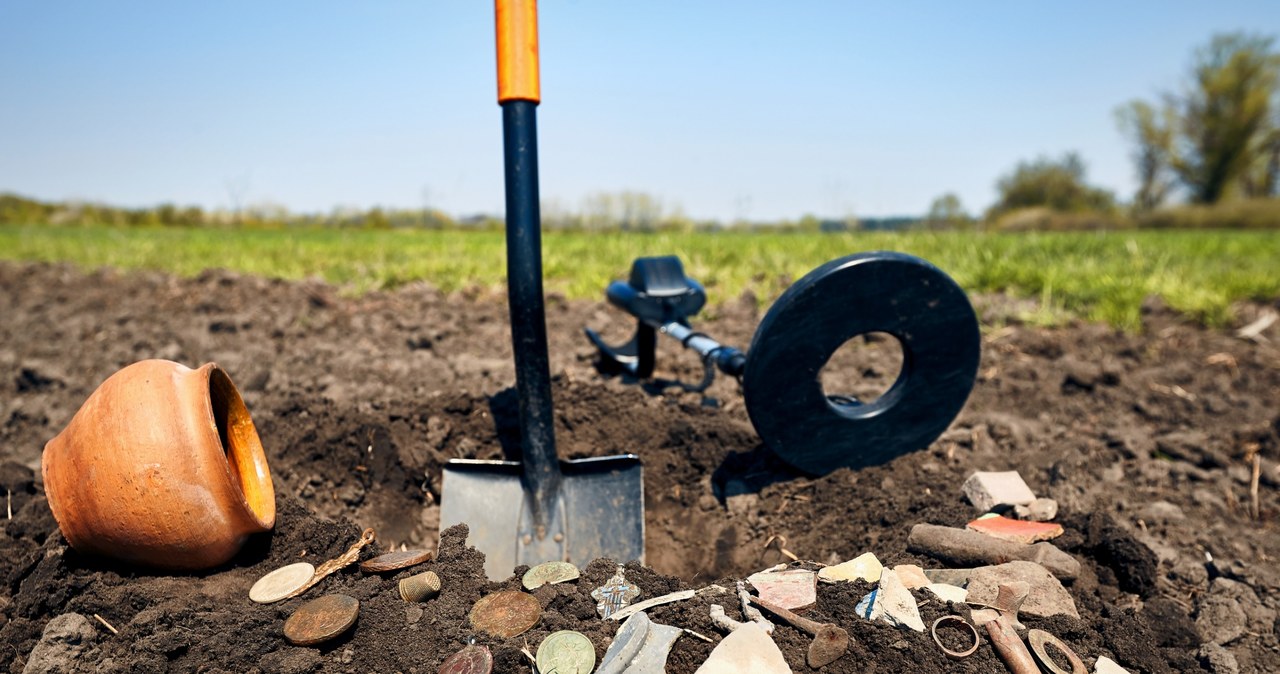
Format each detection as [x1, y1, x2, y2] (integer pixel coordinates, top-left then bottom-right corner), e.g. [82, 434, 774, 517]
[42, 360, 276, 570]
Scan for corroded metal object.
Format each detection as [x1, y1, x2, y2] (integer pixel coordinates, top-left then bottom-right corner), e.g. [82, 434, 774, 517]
[1027, 629, 1087, 674]
[592, 566, 640, 618]
[360, 549, 433, 573]
[285, 528, 377, 600]
[469, 591, 541, 638]
[931, 615, 980, 660]
[284, 594, 359, 646]
[438, 644, 493, 674]
[749, 595, 849, 668]
[399, 571, 442, 602]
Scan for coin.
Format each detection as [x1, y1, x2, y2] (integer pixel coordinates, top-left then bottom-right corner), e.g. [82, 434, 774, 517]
[283, 594, 359, 646]
[522, 561, 580, 590]
[360, 549, 434, 573]
[536, 630, 596, 674]
[249, 562, 316, 604]
[468, 590, 541, 638]
[438, 644, 493, 674]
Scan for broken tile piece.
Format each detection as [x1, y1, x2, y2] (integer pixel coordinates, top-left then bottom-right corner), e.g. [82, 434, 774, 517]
[966, 561, 1079, 619]
[871, 569, 924, 632]
[1094, 656, 1133, 673]
[694, 622, 791, 674]
[966, 515, 1064, 544]
[818, 552, 881, 583]
[891, 564, 930, 590]
[923, 583, 968, 603]
[962, 471, 1036, 512]
[747, 569, 816, 612]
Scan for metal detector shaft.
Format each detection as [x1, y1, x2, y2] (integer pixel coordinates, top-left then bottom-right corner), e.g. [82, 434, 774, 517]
[659, 322, 747, 379]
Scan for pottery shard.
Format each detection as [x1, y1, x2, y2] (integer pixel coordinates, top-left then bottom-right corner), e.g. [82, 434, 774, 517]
[962, 471, 1036, 512]
[818, 552, 881, 583]
[891, 564, 930, 590]
[747, 569, 816, 612]
[1094, 656, 1133, 673]
[965, 515, 1064, 544]
[694, 622, 792, 674]
[924, 583, 968, 603]
[871, 569, 925, 632]
[965, 561, 1079, 620]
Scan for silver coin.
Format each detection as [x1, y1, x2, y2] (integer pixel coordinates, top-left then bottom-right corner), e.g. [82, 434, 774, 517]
[249, 562, 316, 604]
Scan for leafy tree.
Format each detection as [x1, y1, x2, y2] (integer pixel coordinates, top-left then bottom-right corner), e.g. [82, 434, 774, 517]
[1119, 33, 1280, 205]
[925, 192, 972, 228]
[987, 152, 1116, 219]
[1115, 100, 1176, 211]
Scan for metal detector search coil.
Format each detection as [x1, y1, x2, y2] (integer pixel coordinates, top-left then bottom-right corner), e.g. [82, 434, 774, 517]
[586, 252, 981, 475]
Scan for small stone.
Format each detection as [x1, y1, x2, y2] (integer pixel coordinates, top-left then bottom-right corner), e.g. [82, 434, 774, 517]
[747, 569, 816, 611]
[965, 515, 1064, 544]
[871, 569, 924, 632]
[891, 564, 930, 590]
[1195, 594, 1247, 645]
[340, 648, 355, 665]
[694, 622, 789, 674]
[1018, 498, 1058, 521]
[962, 471, 1037, 512]
[22, 613, 96, 674]
[405, 605, 424, 625]
[1197, 643, 1240, 674]
[1094, 656, 1132, 673]
[818, 552, 881, 583]
[923, 583, 968, 603]
[965, 561, 1079, 619]
[1139, 501, 1185, 525]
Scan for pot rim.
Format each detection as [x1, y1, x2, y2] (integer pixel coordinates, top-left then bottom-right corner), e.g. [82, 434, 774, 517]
[197, 362, 276, 532]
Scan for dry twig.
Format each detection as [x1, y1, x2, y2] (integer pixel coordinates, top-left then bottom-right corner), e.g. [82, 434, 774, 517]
[92, 614, 119, 635]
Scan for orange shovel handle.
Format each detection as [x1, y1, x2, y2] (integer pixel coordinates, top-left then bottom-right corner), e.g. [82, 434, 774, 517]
[495, 0, 540, 104]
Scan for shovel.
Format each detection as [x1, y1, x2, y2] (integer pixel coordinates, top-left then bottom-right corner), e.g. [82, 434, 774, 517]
[438, 0, 645, 581]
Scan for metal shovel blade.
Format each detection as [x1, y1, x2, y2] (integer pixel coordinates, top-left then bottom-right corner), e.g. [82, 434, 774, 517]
[440, 455, 644, 580]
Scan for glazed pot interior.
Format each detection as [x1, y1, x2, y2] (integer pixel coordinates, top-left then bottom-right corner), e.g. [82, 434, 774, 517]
[208, 366, 276, 530]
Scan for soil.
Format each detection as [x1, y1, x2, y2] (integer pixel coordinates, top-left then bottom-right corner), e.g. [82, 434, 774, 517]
[2, 259, 1279, 673]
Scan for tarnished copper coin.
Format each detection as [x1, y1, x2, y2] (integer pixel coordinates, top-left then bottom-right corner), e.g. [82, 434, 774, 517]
[438, 644, 493, 674]
[283, 594, 359, 646]
[249, 562, 316, 604]
[359, 549, 434, 573]
[522, 561, 580, 590]
[468, 591, 541, 638]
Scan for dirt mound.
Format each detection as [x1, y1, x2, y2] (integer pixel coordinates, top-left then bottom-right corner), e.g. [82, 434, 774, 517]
[2, 260, 1279, 672]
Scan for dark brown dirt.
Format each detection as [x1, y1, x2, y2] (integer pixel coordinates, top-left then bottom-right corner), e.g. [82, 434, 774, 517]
[2, 260, 1279, 673]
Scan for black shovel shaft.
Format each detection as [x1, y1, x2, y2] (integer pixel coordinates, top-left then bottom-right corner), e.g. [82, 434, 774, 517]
[502, 99, 561, 535]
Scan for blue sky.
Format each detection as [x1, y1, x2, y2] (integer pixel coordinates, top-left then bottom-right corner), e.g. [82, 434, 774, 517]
[2, 1, 1278, 221]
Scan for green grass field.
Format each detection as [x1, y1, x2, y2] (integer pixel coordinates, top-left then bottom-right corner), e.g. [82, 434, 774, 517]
[2, 224, 1277, 330]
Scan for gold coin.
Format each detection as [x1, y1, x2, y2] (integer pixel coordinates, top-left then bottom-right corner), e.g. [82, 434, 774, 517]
[536, 630, 596, 674]
[360, 549, 434, 573]
[283, 594, 359, 646]
[249, 562, 316, 604]
[522, 561, 580, 590]
[468, 590, 540, 638]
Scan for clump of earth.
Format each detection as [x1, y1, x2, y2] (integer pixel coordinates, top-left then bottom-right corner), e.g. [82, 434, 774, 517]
[1, 261, 1278, 673]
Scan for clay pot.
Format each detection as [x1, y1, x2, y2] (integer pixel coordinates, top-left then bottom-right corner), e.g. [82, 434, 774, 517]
[42, 360, 276, 570]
